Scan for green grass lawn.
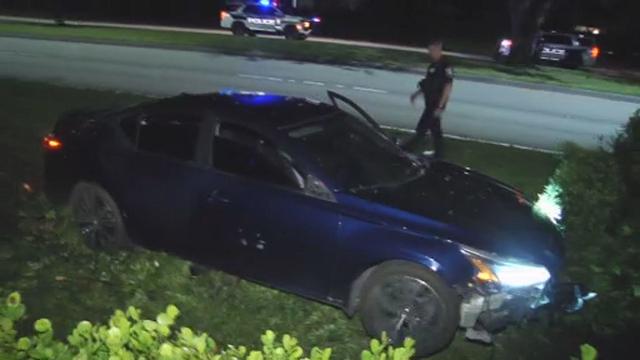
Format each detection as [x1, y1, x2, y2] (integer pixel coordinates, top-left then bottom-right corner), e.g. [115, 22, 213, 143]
[1, 22, 640, 97]
[0, 78, 579, 359]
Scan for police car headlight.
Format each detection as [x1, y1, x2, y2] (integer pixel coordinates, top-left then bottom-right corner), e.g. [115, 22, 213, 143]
[460, 245, 551, 289]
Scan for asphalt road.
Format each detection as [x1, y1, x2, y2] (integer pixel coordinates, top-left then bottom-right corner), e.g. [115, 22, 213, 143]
[1, 36, 638, 150]
[0, 15, 492, 61]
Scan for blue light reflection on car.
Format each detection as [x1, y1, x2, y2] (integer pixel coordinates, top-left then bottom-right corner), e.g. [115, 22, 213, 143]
[231, 93, 287, 106]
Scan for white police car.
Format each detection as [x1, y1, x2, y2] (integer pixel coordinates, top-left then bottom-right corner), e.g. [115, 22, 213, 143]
[220, 1, 320, 40]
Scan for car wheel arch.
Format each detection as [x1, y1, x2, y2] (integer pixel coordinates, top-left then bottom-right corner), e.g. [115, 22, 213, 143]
[346, 258, 446, 316]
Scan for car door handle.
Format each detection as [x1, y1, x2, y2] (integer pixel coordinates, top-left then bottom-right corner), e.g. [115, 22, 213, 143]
[207, 189, 231, 204]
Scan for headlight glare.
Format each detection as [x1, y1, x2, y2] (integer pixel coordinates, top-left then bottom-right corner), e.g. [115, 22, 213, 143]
[461, 245, 551, 289]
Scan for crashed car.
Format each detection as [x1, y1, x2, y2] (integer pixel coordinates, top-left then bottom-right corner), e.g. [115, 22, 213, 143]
[43, 90, 594, 357]
[496, 31, 600, 68]
[220, 1, 319, 40]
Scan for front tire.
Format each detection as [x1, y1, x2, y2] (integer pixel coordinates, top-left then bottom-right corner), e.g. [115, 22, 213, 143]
[284, 26, 298, 40]
[69, 182, 129, 249]
[359, 262, 460, 357]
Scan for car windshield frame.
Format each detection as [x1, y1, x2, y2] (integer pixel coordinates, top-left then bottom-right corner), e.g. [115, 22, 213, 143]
[284, 111, 425, 193]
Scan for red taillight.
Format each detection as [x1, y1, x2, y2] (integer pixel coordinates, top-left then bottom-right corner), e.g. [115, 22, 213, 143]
[591, 46, 600, 58]
[220, 11, 230, 21]
[43, 134, 63, 151]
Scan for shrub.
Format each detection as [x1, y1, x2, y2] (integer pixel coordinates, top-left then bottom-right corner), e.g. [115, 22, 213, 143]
[552, 143, 622, 244]
[545, 111, 640, 352]
[0, 292, 415, 360]
[614, 110, 640, 219]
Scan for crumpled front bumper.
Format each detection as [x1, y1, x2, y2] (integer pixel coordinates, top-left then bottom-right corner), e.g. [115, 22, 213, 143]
[458, 281, 596, 342]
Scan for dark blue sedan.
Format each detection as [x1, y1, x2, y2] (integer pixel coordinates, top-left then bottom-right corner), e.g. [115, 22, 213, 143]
[43, 90, 592, 356]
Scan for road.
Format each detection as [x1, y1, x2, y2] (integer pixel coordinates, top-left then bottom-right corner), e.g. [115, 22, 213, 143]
[0, 15, 492, 61]
[1, 36, 638, 151]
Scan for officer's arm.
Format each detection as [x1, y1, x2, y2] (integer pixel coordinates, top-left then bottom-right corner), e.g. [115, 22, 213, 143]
[437, 66, 454, 109]
[438, 83, 453, 109]
[411, 79, 426, 103]
[410, 88, 423, 103]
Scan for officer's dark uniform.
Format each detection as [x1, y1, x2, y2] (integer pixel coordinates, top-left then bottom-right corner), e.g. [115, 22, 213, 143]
[410, 58, 454, 158]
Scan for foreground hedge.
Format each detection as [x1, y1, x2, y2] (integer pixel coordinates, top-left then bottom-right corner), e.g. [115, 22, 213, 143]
[540, 111, 640, 353]
[0, 292, 416, 360]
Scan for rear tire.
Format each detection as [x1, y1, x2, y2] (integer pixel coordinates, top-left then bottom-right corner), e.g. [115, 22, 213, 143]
[232, 22, 248, 37]
[359, 262, 460, 357]
[69, 182, 129, 250]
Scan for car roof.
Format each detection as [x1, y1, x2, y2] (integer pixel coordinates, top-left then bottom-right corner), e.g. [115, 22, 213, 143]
[166, 92, 337, 131]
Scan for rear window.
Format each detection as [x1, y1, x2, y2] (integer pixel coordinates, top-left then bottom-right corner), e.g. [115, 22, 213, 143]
[138, 119, 199, 162]
[542, 35, 573, 45]
[121, 113, 201, 162]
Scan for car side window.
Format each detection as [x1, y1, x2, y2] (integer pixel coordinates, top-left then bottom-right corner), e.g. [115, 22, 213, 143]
[121, 113, 200, 162]
[244, 5, 259, 15]
[262, 6, 279, 16]
[212, 123, 301, 188]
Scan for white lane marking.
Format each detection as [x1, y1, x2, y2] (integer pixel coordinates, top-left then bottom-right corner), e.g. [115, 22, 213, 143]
[238, 73, 266, 80]
[238, 73, 283, 82]
[336, 84, 346, 88]
[287, 79, 296, 83]
[353, 86, 388, 94]
[380, 125, 559, 154]
[303, 80, 325, 86]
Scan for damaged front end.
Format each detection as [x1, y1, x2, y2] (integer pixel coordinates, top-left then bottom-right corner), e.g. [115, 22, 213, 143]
[457, 245, 596, 343]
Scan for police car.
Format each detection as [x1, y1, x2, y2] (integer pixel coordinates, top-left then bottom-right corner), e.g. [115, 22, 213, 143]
[495, 31, 600, 68]
[220, 1, 320, 40]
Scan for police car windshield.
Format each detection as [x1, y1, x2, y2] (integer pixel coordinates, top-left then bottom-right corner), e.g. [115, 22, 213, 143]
[287, 113, 423, 191]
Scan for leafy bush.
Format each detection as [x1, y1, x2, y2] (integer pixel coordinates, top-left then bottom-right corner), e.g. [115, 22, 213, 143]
[546, 111, 640, 353]
[552, 143, 623, 243]
[0, 292, 415, 360]
[614, 110, 640, 216]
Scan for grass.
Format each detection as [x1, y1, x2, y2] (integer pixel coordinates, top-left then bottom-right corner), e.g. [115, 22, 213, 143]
[0, 78, 577, 359]
[1, 22, 640, 97]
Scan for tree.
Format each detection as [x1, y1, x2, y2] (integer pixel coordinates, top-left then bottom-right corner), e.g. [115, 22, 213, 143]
[507, 0, 554, 64]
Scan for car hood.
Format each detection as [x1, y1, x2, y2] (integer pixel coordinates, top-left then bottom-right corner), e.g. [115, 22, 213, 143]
[354, 161, 564, 271]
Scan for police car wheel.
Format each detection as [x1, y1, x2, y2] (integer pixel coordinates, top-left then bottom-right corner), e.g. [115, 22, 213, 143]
[231, 22, 248, 36]
[284, 26, 297, 40]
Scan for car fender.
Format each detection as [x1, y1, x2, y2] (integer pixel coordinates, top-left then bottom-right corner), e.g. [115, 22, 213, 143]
[331, 212, 474, 314]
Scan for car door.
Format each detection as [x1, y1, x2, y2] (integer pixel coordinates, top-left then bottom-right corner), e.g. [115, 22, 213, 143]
[113, 106, 214, 252]
[327, 90, 399, 144]
[244, 5, 279, 32]
[196, 121, 342, 299]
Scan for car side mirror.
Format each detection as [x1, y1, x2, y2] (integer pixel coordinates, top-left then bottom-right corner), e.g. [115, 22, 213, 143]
[304, 174, 336, 203]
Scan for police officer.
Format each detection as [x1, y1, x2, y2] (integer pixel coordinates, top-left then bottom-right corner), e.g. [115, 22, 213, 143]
[406, 39, 454, 158]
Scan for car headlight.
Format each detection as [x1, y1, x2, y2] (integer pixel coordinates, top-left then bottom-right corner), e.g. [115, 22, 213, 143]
[460, 245, 551, 289]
